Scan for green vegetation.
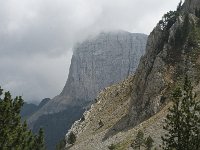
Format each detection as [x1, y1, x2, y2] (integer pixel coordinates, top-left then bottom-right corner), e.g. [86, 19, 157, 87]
[98, 120, 104, 128]
[0, 86, 45, 150]
[159, 11, 177, 31]
[108, 144, 117, 150]
[131, 130, 154, 150]
[162, 76, 200, 150]
[145, 136, 154, 150]
[159, 1, 182, 31]
[56, 138, 66, 150]
[67, 132, 76, 145]
[157, 2, 183, 53]
[131, 130, 145, 150]
[35, 128, 45, 150]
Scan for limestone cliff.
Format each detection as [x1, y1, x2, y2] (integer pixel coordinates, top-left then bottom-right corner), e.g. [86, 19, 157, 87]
[128, 0, 200, 127]
[61, 31, 147, 107]
[28, 31, 147, 124]
[66, 0, 200, 149]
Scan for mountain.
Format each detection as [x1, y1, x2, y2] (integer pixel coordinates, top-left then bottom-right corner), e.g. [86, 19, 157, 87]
[20, 103, 38, 119]
[28, 31, 148, 150]
[32, 106, 84, 150]
[37, 98, 51, 109]
[20, 98, 50, 119]
[28, 31, 147, 123]
[65, 0, 200, 149]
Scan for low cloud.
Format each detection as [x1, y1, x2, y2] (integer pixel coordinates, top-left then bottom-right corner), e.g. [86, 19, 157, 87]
[0, 0, 181, 103]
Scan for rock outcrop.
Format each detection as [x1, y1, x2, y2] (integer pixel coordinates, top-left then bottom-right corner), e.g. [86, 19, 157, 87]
[128, 0, 200, 127]
[66, 0, 200, 149]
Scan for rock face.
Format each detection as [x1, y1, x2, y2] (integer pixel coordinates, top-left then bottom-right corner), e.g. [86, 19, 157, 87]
[66, 0, 200, 149]
[128, 0, 200, 127]
[183, 0, 200, 13]
[61, 31, 147, 107]
[28, 31, 147, 123]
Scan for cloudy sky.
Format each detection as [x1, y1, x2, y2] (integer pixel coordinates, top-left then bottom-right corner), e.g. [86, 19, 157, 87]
[0, 0, 182, 103]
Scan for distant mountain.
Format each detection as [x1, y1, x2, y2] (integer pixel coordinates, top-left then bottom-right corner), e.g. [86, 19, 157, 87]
[28, 30, 148, 150]
[37, 98, 51, 109]
[21, 98, 50, 120]
[21, 103, 38, 119]
[32, 106, 84, 150]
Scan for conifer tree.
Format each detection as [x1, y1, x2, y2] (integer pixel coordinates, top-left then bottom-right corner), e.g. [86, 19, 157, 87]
[0, 86, 45, 150]
[35, 128, 45, 150]
[162, 76, 200, 150]
[131, 130, 145, 150]
[145, 136, 154, 150]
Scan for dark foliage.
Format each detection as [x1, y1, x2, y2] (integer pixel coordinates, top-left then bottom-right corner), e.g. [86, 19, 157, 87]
[108, 144, 116, 150]
[162, 76, 200, 150]
[0, 86, 45, 150]
[131, 130, 145, 150]
[145, 136, 154, 150]
[67, 132, 76, 145]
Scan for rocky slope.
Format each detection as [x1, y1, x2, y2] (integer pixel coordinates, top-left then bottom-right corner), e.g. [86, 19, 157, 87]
[66, 0, 200, 149]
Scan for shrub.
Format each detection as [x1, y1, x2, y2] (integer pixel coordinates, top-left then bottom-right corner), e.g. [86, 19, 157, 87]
[67, 132, 76, 145]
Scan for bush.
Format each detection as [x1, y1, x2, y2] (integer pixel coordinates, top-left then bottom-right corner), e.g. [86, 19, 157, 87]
[67, 132, 76, 145]
[108, 144, 116, 150]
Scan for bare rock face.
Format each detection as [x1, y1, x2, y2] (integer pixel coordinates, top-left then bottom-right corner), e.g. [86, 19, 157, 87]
[127, 25, 171, 126]
[128, 0, 200, 127]
[61, 31, 147, 106]
[28, 31, 147, 124]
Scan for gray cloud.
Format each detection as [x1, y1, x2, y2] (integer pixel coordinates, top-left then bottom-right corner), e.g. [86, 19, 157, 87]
[0, 0, 181, 103]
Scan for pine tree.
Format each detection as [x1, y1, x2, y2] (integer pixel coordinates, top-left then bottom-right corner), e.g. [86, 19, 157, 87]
[108, 144, 116, 150]
[0, 86, 46, 150]
[162, 76, 200, 150]
[145, 136, 154, 150]
[176, 0, 182, 13]
[131, 130, 145, 150]
[35, 128, 45, 150]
